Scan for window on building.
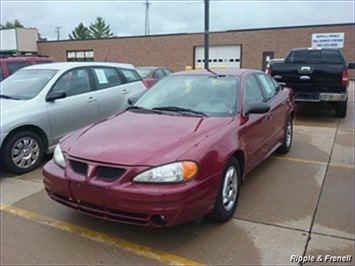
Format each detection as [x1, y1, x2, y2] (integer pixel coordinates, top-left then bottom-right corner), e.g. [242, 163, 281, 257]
[67, 50, 94, 62]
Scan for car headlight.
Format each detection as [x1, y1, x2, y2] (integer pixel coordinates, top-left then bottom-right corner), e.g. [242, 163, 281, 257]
[53, 144, 66, 168]
[133, 161, 198, 183]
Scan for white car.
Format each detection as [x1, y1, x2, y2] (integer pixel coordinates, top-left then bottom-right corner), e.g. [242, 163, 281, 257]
[0, 62, 146, 174]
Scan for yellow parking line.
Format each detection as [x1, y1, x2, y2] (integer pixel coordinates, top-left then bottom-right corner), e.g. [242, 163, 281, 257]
[0, 203, 204, 266]
[272, 156, 355, 169]
[271, 156, 328, 166]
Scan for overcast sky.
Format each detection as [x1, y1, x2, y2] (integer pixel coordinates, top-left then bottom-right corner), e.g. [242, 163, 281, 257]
[1, 0, 354, 41]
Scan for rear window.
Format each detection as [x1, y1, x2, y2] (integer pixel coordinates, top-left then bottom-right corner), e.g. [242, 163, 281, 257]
[7, 61, 32, 75]
[137, 69, 152, 78]
[35, 60, 54, 64]
[287, 49, 343, 64]
[120, 68, 142, 82]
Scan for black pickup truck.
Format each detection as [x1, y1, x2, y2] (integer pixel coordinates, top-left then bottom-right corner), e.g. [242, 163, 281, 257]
[266, 48, 354, 117]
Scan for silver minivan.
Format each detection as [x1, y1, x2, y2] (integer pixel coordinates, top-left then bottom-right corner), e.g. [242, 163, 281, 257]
[1, 62, 146, 174]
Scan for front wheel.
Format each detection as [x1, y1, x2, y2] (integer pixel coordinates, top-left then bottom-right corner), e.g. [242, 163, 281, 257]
[3, 131, 44, 174]
[277, 116, 293, 154]
[209, 158, 241, 222]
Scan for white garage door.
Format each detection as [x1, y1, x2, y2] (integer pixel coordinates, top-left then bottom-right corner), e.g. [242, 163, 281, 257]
[194, 45, 241, 69]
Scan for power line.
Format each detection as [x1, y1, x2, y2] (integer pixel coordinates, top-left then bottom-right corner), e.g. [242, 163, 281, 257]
[144, 0, 151, 35]
[55, 26, 62, 41]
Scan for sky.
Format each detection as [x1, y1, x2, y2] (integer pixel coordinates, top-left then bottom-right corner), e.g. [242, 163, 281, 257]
[1, 0, 354, 41]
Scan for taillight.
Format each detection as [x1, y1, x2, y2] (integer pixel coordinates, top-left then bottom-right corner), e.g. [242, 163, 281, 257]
[265, 66, 272, 76]
[142, 80, 150, 89]
[341, 70, 349, 87]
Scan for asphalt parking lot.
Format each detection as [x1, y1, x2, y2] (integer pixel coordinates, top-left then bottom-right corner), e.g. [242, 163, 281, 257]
[1, 82, 354, 265]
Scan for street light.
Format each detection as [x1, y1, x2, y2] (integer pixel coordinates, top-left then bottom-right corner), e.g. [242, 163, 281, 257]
[204, 0, 210, 69]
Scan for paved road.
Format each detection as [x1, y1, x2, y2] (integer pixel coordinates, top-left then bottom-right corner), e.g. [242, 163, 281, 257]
[1, 82, 354, 265]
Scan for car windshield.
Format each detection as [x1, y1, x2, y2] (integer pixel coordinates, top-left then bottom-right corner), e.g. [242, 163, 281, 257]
[137, 69, 152, 78]
[0, 69, 58, 100]
[134, 75, 239, 117]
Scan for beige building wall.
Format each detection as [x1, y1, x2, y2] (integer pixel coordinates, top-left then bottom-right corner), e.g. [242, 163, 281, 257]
[38, 24, 354, 73]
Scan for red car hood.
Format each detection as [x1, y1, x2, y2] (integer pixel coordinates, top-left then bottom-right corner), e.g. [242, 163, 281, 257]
[65, 111, 233, 166]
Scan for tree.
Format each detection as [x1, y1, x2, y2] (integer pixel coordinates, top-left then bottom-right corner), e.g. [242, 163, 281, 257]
[0, 19, 24, 29]
[69, 23, 92, 40]
[89, 17, 114, 38]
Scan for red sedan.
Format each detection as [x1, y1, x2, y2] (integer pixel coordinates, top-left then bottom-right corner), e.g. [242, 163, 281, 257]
[43, 69, 295, 227]
[136, 67, 173, 88]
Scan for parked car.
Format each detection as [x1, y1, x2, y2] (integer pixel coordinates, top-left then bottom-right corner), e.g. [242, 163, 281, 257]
[136, 67, 173, 88]
[0, 55, 55, 81]
[43, 68, 295, 227]
[266, 47, 354, 117]
[0, 62, 146, 174]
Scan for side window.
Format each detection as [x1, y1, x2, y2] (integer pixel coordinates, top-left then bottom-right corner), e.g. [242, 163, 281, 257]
[163, 69, 173, 76]
[255, 73, 279, 101]
[120, 69, 141, 83]
[52, 68, 91, 97]
[244, 75, 265, 108]
[153, 69, 166, 80]
[7, 61, 31, 75]
[92, 67, 123, 90]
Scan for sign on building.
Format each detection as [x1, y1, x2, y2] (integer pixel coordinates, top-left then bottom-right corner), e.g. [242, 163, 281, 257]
[311, 32, 344, 48]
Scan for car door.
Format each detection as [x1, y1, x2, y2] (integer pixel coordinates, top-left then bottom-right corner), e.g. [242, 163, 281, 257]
[254, 73, 286, 149]
[46, 67, 99, 143]
[90, 66, 131, 119]
[119, 68, 147, 101]
[240, 74, 272, 171]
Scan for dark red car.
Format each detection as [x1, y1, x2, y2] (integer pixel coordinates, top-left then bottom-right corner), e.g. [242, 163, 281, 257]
[43, 69, 295, 227]
[136, 67, 173, 88]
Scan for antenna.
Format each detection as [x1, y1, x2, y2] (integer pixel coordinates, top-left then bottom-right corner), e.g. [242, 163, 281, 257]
[55, 26, 62, 41]
[144, 0, 151, 35]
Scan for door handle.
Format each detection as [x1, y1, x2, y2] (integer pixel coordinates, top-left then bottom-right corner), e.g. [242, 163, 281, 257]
[87, 97, 96, 103]
[122, 89, 130, 95]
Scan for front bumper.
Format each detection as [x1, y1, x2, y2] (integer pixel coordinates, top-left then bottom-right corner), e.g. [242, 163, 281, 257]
[43, 160, 218, 227]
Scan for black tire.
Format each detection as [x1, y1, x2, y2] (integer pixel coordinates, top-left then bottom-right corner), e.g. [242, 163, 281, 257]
[277, 116, 293, 154]
[335, 100, 347, 118]
[209, 157, 241, 222]
[3, 131, 44, 174]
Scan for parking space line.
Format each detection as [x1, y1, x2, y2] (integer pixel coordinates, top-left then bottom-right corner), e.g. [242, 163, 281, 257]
[271, 156, 328, 166]
[272, 156, 354, 169]
[0, 203, 204, 266]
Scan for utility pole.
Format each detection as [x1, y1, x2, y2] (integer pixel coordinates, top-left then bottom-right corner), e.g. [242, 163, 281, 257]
[55, 26, 62, 41]
[204, 0, 210, 69]
[144, 0, 151, 35]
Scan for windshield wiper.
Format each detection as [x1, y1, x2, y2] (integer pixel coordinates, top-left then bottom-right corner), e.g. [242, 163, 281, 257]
[126, 106, 163, 114]
[0, 94, 21, 100]
[152, 106, 208, 117]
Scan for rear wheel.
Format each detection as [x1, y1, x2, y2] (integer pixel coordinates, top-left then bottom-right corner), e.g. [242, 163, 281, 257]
[277, 116, 293, 154]
[3, 131, 44, 174]
[335, 100, 347, 118]
[209, 158, 241, 222]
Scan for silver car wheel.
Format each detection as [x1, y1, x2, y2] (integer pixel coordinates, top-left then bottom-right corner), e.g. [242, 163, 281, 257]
[285, 120, 292, 148]
[11, 137, 40, 169]
[222, 166, 238, 212]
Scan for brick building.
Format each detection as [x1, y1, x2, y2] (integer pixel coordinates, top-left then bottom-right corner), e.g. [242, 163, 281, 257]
[38, 23, 354, 72]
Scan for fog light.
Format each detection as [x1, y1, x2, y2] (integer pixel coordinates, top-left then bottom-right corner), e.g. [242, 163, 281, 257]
[151, 215, 167, 226]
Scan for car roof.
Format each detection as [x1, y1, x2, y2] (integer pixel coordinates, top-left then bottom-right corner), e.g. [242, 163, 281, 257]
[137, 67, 167, 70]
[0, 56, 54, 61]
[24, 62, 135, 71]
[171, 68, 261, 77]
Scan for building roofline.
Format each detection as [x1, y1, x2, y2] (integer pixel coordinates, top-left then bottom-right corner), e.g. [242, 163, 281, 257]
[38, 22, 355, 43]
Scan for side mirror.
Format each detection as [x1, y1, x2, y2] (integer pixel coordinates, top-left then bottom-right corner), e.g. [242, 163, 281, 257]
[46, 91, 67, 102]
[245, 101, 270, 115]
[127, 96, 139, 105]
[348, 63, 354, 69]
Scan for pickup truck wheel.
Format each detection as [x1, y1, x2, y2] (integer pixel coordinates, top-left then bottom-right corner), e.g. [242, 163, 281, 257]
[277, 116, 293, 154]
[335, 100, 347, 118]
[208, 158, 241, 222]
[3, 131, 44, 174]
